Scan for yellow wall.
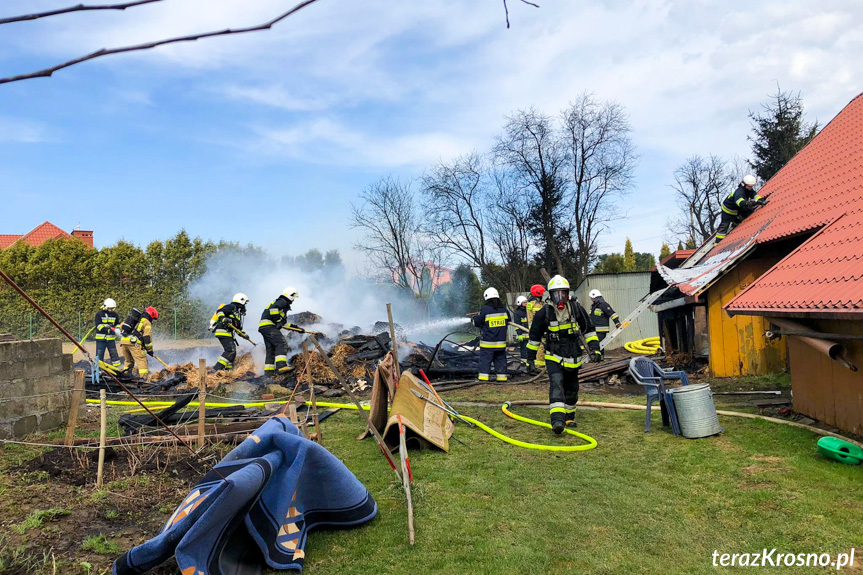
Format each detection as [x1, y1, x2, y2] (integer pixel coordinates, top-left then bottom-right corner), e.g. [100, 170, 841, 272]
[706, 258, 786, 377]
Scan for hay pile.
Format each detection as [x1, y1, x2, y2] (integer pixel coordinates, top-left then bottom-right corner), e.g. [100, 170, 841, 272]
[154, 353, 258, 390]
[291, 344, 366, 381]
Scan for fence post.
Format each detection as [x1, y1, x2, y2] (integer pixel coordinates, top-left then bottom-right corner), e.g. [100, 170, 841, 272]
[174, 309, 178, 340]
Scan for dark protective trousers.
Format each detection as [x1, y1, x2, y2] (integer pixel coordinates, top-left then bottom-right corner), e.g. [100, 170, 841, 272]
[519, 340, 529, 363]
[547, 361, 579, 426]
[716, 211, 742, 240]
[259, 325, 289, 375]
[96, 339, 121, 367]
[477, 348, 508, 382]
[215, 336, 237, 370]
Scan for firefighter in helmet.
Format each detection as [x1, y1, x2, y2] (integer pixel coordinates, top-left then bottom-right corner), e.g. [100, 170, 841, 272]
[527, 276, 601, 433]
[589, 289, 621, 345]
[513, 295, 531, 368]
[258, 287, 303, 377]
[94, 298, 122, 368]
[471, 287, 511, 382]
[212, 293, 250, 371]
[119, 306, 158, 378]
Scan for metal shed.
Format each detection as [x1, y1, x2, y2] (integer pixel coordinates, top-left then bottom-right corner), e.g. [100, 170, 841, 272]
[572, 272, 658, 350]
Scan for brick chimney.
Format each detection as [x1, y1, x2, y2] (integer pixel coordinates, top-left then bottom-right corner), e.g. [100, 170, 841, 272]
[71, 229, 94, 248]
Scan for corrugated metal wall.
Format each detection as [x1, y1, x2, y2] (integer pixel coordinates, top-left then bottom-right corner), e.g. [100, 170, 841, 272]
[572, 272, 658, 350]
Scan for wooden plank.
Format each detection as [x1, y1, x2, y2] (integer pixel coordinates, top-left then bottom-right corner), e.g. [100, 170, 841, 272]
[64, 369, 85, 446]
[96, 389, 107, 488]
[387, 303, 401, 381]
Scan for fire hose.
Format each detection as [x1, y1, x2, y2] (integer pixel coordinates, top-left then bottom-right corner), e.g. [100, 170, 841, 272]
[624, 336, 660, 355]
[93, 399, 597, 452]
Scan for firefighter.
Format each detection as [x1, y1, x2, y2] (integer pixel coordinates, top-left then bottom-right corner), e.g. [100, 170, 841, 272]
[716, 174, 766, 241]
[94, 298, 122, 368]
[526, 284, 546, 368]
[258, 287, 304, 377]
[527, 275, 601, 433]
[471, 287, 511, 382]
[119, 306, 158, 378]
[589, 289, 622, 345]
[513, 295, 530, 368]
[211, 293, 250, 371]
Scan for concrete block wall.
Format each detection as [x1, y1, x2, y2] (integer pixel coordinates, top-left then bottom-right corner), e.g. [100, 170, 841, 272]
[0, 338, 77, 439]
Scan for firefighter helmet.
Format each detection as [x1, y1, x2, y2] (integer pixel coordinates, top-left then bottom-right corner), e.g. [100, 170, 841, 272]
[530, 284, 546, 298]
[103, 298, 117, 309]
[145, 306, 159, 320]
[516, 295, 528, 307]
[548, 275, 571, 310]
[282, 287, 299, 301]
[232, 293, 250, 306]
[743, 174, 757, 187]
[483, 287, 500, 301]
[589, 289, 602, 299]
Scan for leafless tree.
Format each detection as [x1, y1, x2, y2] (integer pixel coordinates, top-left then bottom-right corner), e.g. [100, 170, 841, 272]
[351, 177, 442, 297]
[561, 92, 636, 281]
[421, 151, 490, 270]
[667, 154, 735, 245]
[485, 166, 536, 294]
[494, 108, 570, 276]
[0, 1, 539, 84]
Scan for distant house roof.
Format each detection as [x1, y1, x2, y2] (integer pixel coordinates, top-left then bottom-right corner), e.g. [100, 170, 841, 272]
[0, 235, 22, 249]
[0, 221, 93, 250]
[722, 92, 863, 317]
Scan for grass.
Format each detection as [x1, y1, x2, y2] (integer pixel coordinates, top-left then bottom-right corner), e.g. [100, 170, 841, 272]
[280, 404, 862, 575]
[11, 508, 70, 534]
[81, 534, 122, 555]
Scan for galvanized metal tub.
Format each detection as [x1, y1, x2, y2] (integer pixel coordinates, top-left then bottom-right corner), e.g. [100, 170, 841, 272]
[670, 383, 723, 439]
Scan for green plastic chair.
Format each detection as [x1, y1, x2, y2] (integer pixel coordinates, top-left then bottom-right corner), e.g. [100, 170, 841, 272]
[817, 436, 863, 465]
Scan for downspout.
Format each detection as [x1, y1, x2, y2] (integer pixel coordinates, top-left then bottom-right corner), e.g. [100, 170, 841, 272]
[767, 317, 858, 372]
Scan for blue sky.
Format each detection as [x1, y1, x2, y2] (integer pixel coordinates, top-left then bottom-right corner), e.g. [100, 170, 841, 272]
[1, 0, 861, 273]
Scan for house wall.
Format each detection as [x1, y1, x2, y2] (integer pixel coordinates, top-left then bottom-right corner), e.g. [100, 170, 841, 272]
[789, 319, 863, 436]
[572, 272, 658, 350]
[707, 258, 786, 376]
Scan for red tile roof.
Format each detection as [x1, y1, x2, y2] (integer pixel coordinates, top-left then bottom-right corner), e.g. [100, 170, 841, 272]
[0, 235, 22, 249]
[723, 92, 863, 316]
[17, 221, 72, 247]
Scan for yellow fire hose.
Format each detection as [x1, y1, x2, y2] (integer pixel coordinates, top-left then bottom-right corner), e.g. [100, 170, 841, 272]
[91, 399, 597, 452]
[624, 336, 661, 355]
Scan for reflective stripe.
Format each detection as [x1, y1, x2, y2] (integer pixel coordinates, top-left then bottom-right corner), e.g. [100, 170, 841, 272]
[95, 335, 106, 340]
[736, 197, 746, 206]
[721, 204, 738, 215]
[478, 374, 490, 381]
[584, 332, 599, 343]
[275, 355, 288, 364]
[485, 312, 508, 328]
[496, 375, 508, 381]
[217, 357, 232, 368]
[214, 329, 232, 337]
[596, 327, 610, 332]
[544, 353, 582, 369]
[610, 314, 619, 320]
[548, 322, 576, 332]
[259, 319, 275, 328]
[264, 364, 275, 372]
[480, 341, 506, 349]
[549, 401, 567, 415]
[139, 369, 149, 375]
[564, 404, 577, 414]
[526, 340, 541, 350]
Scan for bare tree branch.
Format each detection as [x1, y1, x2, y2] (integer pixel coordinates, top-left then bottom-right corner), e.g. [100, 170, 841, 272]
[502, 0, 539, 29]
[0, 0, 163, 25]
[0, 0, 321, 85]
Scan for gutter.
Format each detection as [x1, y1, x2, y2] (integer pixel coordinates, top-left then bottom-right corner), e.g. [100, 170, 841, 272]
[767, 317, 858, 372]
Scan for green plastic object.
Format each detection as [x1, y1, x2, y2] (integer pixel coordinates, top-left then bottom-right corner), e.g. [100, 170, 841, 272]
[817, 436, 863, 465]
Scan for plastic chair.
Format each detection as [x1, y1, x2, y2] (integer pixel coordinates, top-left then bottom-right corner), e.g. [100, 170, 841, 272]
[627, 357, 689, 434]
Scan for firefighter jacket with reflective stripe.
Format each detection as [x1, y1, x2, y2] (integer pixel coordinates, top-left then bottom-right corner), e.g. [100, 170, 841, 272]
[527, 301, 599, 369]
[472, 304, 511, 349]
[213, 303, 244, 338]
[721, 183, 762, 216]
[94, 310, 119, 341]
[258, 296, 294, 330]
[121, 316, 153, 352]
[590, 297, 621, 332]
[513, 306, 530, 341]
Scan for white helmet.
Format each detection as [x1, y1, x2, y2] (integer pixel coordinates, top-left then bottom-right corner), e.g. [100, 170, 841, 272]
[743, 174, 757, 187]
[547, 275, 570, 291]
[103, 298, 117, 309]
[589, 289, 602, 299]
[282, 286, 299, 301]
[515, 295, 528, 307]
[232, 293, 249, 306]
[483, 287, 500, 301]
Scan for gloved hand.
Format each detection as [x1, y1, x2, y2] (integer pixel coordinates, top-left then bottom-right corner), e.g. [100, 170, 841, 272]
[147, 350, 154, 357]
[593, 350, 604, 363]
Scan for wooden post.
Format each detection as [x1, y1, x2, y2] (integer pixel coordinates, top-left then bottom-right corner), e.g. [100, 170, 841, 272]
[398, 416, 415, 545]
[302, 341, 322, 443]
[197, 359, 206, 449]
[64, 369, 85, 446]
[387, 303, 400, 380]
[96, 389, 107, 489]
[307, 334, 402, 481]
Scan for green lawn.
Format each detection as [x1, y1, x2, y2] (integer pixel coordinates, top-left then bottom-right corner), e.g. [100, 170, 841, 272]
[298, 403, 861, 575]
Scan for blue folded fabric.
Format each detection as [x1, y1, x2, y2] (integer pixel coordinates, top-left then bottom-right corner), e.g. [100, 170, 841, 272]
[114, 415, 377, 575]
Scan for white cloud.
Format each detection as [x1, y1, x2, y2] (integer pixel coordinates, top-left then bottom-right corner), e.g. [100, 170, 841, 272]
[0, 117, 52, 143]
